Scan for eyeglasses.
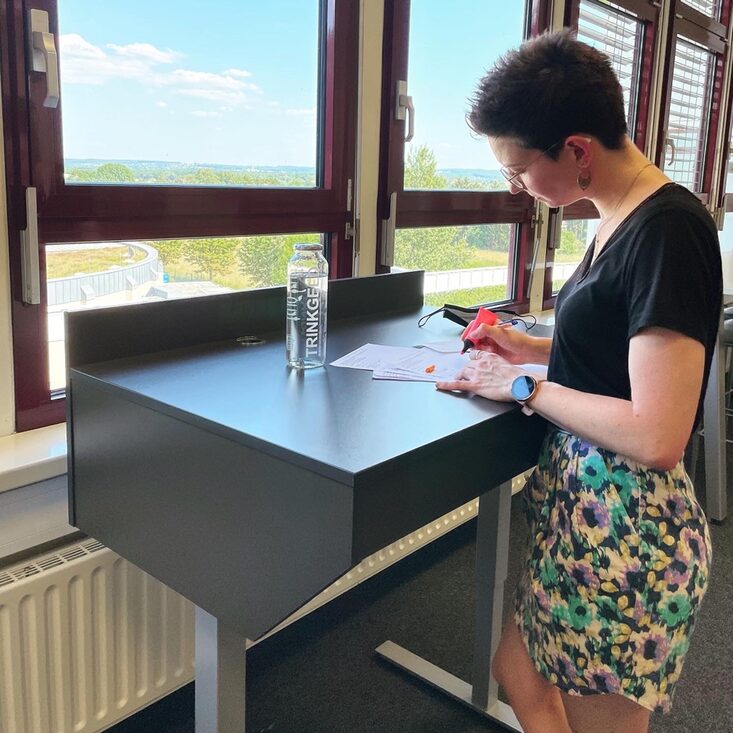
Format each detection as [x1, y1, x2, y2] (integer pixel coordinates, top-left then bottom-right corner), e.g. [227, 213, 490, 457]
[499, 139, 564, 191]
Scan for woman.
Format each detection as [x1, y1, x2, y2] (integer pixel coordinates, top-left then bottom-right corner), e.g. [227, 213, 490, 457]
[436, 30, 721, 733]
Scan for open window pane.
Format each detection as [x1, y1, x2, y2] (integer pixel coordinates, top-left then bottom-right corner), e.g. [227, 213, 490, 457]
[681, 0, 721, 19]
[719, 212, 733, 289]
[552, 219, 599, 293]
[719, 143, 733, 288]
[577, 0, 643, 133]
[46, 233, 320, 389]
[663, 37, 715, 191]
[58, 0, 320, 187]
[392, 224, 515, 306]
[403, 1, 525, 192]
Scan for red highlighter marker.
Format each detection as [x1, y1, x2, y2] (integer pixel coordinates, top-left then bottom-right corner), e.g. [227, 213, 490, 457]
[461, 307, 499, 354]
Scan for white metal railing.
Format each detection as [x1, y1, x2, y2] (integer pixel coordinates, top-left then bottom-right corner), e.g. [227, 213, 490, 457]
[418, 262, 580, 294]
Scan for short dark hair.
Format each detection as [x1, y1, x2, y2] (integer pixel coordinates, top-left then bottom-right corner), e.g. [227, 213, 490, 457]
[468, 29, 627, 157]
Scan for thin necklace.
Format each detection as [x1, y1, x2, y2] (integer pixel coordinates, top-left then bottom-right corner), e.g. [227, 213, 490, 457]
[594, 161, 654, 250]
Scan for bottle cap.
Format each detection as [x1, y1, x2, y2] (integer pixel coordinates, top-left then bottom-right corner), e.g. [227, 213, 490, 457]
[294, 243, 323, 251]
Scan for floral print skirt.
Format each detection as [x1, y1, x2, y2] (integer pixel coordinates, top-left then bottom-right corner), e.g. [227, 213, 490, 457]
[513, 429, 711, 712]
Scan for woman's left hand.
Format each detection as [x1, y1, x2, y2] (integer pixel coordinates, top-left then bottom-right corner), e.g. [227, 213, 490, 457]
[435, 351, 524, 401]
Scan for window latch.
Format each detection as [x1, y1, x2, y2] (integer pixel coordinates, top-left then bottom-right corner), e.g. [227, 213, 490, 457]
[395, 81, 415, 143]
[20, 187, 41, 305]
[27, 9, 60, 108]
[380, 192, 397, 268]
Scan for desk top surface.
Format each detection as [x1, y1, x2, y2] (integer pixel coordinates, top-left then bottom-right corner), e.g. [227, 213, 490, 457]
[72, 307, 543, 484]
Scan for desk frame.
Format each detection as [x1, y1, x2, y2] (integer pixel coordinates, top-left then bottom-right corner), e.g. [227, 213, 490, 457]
[377, 481, 521, 731]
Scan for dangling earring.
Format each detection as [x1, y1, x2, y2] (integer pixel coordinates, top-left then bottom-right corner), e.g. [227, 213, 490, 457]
[577, 169, 591, 190]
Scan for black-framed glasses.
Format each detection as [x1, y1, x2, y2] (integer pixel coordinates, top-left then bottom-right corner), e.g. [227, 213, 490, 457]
[499, 139, 564, 191]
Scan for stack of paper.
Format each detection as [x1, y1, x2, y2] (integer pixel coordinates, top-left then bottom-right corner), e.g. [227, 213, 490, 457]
[330, 342, 468, 382]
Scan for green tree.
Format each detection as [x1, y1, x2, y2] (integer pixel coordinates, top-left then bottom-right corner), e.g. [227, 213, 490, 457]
[66, 167, 97, 182]
[559, 228, 585, 256]
[187, 168, 224, 185]
[459, 224, 513, 253]
[395, 226, 474, 271]
[183, 238, 238, 281]
[404, 145, 447, 190]
[449, 176, 487, 191]
[149, 239, 187, 269]
[93, 163, 136, 183]
[237, 233, 320, 288]
[395, 146, 474, 270]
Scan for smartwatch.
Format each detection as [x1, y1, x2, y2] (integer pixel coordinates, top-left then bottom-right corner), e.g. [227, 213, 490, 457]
[511, 374, 542, 416]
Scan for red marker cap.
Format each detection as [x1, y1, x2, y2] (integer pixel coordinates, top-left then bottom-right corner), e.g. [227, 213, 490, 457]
[461, 307, 499, 353]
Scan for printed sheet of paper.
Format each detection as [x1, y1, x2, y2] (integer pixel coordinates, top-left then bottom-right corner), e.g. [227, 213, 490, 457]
[415, 338, 463, 353]
[329, 343, 418, 371]
[331, 342, 548, 384]
[373, 350, 468, 382]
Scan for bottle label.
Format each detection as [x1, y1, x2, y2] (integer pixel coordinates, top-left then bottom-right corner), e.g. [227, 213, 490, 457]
[305, 285, 321, 356]
[286, 272, 327, 367]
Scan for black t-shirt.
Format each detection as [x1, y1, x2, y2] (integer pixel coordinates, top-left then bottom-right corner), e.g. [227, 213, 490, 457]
[549, 183, 722, 425]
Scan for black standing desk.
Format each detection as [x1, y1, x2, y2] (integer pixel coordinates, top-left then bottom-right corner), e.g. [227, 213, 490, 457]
[67, 271, 547, 732]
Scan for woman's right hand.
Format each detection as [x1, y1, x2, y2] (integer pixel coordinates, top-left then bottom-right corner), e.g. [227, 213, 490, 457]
[462, 322, 535, 364]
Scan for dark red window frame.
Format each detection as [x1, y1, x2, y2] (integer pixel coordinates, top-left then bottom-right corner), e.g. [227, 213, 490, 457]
[654, 0, 730, 202]
[2, 0, 359, 431]
[376, 0, 553, 312]
[542, 0, 663, 309]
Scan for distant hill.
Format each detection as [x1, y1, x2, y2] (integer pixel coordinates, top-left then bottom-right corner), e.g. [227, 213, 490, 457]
[65, 159, 316, 176]
[64, 159, 502, 185]
[438, 168, 504, 184]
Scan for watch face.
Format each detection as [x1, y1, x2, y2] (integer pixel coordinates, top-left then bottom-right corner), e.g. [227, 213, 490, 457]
[512, 375, 535, 401]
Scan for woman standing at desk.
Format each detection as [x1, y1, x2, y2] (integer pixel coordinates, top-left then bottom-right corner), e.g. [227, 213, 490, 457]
[436, 30, 721, 733]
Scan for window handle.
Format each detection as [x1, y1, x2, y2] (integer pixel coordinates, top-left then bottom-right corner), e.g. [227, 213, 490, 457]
[664, 134, 676, 166]
[27, 9, 60, 108]
[380, 191, 397, 267]
[20, 187, 41, 305]
[395, 81, 415, 143]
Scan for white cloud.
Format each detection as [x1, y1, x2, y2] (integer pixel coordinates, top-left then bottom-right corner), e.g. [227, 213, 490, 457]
[60, 34, 261, 110]
[155, 101, 168, 108]
[286, 107, 316, 117]
[61, 33, 153, 84]
[223, 68, 253, 78]
[106, 42, 182, 64]
[166, 68, 261, 106]
[190, 110, 222, 118]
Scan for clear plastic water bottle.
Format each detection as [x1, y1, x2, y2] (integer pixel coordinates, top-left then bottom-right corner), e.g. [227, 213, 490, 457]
[286, 242, 328, 369]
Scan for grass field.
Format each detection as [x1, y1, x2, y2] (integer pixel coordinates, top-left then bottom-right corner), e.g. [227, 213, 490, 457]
[47, 246, 147, 279]
[46, 244, 580, 299]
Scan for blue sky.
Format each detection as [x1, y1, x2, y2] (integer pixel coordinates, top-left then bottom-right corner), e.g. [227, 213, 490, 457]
[59, 1, 525, 170]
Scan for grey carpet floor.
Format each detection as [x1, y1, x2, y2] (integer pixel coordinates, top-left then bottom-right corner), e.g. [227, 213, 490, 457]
[110, 446, 733, 733]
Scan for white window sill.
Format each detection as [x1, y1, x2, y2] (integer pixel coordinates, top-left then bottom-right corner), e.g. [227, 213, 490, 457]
[0, 423, 67, 494]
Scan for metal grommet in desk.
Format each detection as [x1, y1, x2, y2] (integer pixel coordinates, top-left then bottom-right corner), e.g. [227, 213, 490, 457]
[235, 336, 265, 346]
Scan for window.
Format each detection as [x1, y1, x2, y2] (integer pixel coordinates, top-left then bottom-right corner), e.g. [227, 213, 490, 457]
[662, 37, 717, 191]
[44, 233, 320, 390]
[2, 0, 358, 430]
[544, 0, 660, 307]
[58, 2, 321, 188]
[551, 219, 599, 293]
[379, 0, 544, 311]
[656, 1, 729, 198]
[395, 224, 517, 307]
[576, 0, 646, 138]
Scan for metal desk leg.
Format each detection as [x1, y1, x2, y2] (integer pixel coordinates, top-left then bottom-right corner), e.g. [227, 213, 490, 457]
[195, 607, 247, 733]
[703, 331, 727, 523]
[376, 481, 522, 731]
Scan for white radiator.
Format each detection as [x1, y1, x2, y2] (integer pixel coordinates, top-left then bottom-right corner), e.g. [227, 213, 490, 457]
[0, 538, 195, 733]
